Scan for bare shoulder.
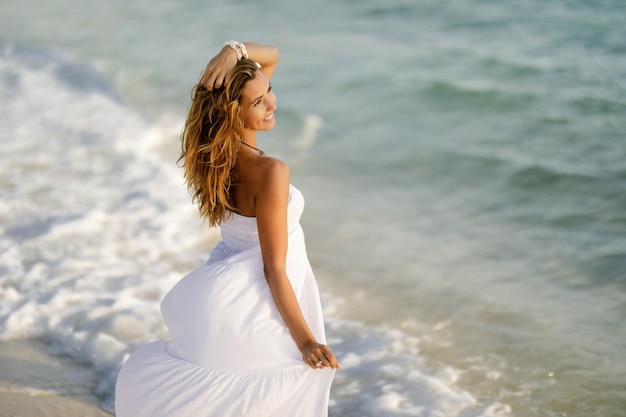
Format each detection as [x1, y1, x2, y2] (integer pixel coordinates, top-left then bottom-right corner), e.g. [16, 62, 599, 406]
[256, 156, 289, 192]
[263, 157, 289, 181]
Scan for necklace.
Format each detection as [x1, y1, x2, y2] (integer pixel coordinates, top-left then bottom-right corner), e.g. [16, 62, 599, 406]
[241, 141, 264, 155]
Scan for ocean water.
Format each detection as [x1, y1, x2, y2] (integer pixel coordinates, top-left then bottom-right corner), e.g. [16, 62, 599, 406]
[1, 0, 625, 416]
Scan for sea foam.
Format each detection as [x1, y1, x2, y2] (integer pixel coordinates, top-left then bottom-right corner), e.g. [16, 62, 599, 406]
[0, 43, 212, 410]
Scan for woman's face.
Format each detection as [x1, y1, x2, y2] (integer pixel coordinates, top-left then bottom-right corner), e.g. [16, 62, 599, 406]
[239, 70, 276, 134]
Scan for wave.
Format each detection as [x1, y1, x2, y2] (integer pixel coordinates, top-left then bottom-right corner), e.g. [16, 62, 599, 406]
[363, 4, 419, 19]
[506, 164, 600, 192]
[478, 56, 551, 79]
[581, 253, 626, 288]
[0, 42, 208, 410]
[1, 42, 121, 101]
[423, 80, 536, 111]
[570, 95, 626, 115]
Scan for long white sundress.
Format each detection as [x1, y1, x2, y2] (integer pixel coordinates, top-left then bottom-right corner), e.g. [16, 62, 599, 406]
[115, 184, 335, 416]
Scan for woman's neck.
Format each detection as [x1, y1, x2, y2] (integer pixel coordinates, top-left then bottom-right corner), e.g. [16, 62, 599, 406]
[240, 128, 258, 147]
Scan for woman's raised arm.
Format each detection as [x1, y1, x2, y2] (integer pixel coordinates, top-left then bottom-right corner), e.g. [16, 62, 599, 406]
[201, 42, 279, 90]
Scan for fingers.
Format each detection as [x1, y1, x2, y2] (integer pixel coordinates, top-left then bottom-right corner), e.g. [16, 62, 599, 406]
[321, 346, 340, 369]
[212, 74, 226, 90]
[304, 344, 340, 370]
[201, 65, 230, 91]
[306, 356, 322, 370]
[201, 69, 226, 91]
[200, 47, 238, 91]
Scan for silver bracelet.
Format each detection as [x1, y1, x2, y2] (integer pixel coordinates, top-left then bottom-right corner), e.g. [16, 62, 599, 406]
[223, 40, 248, 61]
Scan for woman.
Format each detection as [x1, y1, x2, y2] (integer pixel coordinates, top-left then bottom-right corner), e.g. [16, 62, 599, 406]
[115, 41, 339, 417]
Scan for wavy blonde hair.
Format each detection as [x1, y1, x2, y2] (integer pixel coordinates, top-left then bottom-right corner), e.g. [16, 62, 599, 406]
[179, 58, 259, 226]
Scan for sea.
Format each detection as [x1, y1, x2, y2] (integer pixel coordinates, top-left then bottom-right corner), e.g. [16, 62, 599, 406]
[1, 0, 625, 416]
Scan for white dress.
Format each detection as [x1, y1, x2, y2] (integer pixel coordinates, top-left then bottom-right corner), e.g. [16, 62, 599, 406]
[115, 184, 335, 417]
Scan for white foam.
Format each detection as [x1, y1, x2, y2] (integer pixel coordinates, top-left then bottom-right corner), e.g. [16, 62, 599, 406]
[0, 44, 216, 408]
[0, 387, 60, 396]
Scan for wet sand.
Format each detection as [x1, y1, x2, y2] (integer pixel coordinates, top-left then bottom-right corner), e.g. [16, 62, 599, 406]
[0, 340, 112, 417]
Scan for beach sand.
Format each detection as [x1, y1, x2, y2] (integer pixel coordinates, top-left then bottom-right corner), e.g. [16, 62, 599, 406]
[0, 340, 112, 417]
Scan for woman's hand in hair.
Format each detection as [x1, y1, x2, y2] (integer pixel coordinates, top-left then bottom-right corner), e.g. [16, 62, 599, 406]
[201, 43, 278, 91]
[201, 45, 239, 91]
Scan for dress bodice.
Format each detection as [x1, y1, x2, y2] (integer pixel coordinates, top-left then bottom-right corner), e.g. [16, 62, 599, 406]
[218, 184, 304, 254]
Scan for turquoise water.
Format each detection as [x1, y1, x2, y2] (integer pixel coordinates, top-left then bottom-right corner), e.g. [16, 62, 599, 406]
[1, 0, 625, 415]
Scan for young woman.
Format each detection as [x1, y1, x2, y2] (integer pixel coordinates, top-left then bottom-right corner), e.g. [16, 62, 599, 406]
[115, 41, 339, 417]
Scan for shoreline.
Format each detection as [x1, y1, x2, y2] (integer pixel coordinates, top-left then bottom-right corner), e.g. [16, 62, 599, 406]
[0, 340, 112, 417]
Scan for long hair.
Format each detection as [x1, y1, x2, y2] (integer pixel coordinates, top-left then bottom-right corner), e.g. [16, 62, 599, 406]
[179, 58, 259, 226]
